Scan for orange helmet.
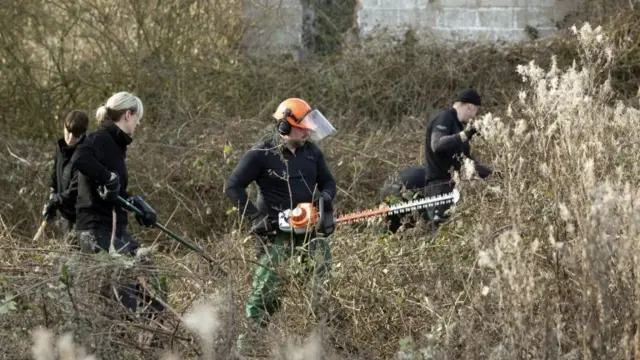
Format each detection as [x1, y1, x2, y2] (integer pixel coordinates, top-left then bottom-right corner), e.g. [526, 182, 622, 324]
[272, 97, 337, 141]
[272, 98, 313, 129]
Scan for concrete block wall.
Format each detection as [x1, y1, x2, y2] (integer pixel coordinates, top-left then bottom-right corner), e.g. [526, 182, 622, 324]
[240, 0, 581, 56]
[357, 0, 581, 42]
[241, 0, 303, 56]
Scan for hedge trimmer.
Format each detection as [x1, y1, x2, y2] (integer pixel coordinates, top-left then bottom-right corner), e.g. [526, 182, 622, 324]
[277, 189, 460, 233]
[337, 188, 460, 224]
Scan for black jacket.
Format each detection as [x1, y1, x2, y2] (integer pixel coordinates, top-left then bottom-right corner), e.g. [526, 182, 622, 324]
[71, 120, 132, 231]
[225, 138, 337, 222]
[424, 108, 492, 181]
[49, 135, 85, 222]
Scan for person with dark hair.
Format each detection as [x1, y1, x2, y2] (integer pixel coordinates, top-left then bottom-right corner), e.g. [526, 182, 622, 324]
[42, 109, 89, 244]
[423, 88, 493, 225]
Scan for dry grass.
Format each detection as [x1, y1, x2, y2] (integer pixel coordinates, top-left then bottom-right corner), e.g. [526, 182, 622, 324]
[3, 0, 640, 358]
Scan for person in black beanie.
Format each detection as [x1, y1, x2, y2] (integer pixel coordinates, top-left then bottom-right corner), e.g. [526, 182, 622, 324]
[422, 88, 494, 225]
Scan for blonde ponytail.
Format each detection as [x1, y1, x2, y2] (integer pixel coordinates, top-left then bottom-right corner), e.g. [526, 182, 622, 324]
[95, 92, 144, 125]
[95, 105, 109, 125]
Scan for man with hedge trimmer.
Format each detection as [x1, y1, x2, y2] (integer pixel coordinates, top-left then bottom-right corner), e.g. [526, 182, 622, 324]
[224, 97, 338, 354]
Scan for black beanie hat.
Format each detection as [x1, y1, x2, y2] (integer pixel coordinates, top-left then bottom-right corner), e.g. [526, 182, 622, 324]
[455, 88, 481, 106]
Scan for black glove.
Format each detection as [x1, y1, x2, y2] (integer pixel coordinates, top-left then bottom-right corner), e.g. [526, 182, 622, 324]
[250, 213, 276, 236]
[476, 165, 493, 179]
[318, 210, 335, 237]
[313, 190, 333, 211]
[463, 122, 478, 141]
[42, 195, 61, 222]
[98, 172, 120, 202]
[127, 195, 157, 227]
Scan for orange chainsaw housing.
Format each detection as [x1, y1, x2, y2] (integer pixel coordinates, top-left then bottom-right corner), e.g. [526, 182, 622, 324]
[289, 202, 320, 229]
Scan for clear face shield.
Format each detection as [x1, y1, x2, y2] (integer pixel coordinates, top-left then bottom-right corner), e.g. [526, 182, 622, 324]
[296, 109, 337, 141]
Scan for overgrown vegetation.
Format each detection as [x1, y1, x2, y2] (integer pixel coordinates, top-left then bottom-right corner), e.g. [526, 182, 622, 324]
[3, 0, 640, 358]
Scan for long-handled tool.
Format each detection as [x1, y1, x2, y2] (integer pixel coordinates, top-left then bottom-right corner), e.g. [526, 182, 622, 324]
[116, 196, 216, 264]
[32, 220, 48, 242]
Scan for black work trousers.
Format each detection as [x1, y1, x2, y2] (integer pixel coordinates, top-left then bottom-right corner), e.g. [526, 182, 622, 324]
[77, 227, 165, 316]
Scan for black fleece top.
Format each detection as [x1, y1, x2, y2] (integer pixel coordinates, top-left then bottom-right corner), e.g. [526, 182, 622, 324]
[71, 120, 133, 231]
[225, 138, 337, 221]
[424, 108, 492, 181]
[49, 135, 85, 222]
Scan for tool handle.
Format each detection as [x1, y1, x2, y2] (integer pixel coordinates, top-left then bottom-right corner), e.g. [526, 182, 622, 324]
[315, 196, 324, 232]
[116, 196, 214, 263]
[32, 220, 47, 242]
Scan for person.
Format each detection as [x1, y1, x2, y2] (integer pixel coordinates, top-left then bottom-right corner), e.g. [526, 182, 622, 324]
[41, 110, 89, 245]
[423, 88, 493, 225]
[224, 97, 337, 353]
[379, 165, 429, 233]
[70, 91, 165, 346]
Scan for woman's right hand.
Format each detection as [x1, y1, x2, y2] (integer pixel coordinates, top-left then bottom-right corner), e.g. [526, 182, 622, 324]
[98, 172, 120, 202]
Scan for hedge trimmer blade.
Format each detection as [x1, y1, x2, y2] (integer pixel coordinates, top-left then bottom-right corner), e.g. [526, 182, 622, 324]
[336, 188, 460, 224]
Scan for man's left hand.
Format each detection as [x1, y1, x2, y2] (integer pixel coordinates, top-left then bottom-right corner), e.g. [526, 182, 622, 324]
[477, 166, 493, 179]
[313, 191, 332, 208]
[318, 210, 335, 236]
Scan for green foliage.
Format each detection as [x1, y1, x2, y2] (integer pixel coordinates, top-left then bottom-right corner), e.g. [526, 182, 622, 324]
[0, 293, 17, 314]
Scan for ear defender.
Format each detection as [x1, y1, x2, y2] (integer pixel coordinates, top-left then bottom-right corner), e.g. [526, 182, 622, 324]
[278, 108, 293, 135]
[278, 120, 291, 135]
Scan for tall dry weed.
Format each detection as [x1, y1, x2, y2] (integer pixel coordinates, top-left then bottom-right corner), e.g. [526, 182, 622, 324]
[31, 327, 96, 360]
[451, 22, 640, 358]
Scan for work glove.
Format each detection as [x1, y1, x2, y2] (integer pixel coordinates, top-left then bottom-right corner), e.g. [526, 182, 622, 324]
[318, 210, 335, 237]
[42, 194, 61, 222]
[127, 195, 157, 227]
[476, 164, 493, 179]
[97, 172, 120, 202]
[250, 213, 277, 236]
[313, 190, 333, 211]
[462, 122, 478, 141]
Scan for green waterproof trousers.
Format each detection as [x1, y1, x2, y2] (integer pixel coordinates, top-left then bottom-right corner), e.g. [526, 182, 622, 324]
[245, 230, 332, 325]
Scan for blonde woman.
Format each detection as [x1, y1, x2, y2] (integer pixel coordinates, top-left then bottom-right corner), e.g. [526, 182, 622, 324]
[71, 92, 165, 324]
